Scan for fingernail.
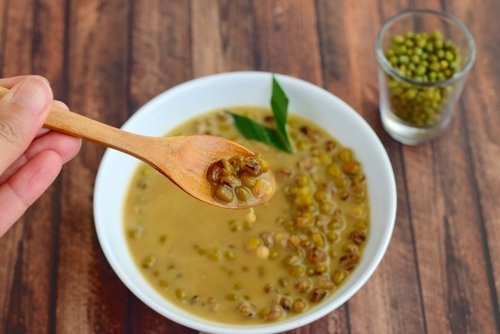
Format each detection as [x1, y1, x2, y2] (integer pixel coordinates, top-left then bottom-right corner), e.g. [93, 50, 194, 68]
[11, 77, 51, 115]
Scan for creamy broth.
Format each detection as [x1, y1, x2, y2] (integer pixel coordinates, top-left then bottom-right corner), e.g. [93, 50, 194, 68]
[124, 107, 369, 324]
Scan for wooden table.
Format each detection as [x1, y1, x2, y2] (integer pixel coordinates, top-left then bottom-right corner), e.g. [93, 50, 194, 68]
[1, 1, 498, 333]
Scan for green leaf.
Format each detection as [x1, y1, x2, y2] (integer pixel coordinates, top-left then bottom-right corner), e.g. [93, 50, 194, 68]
[226, 76, 294, 153]
[271, 76, 293, 152]
[226, 112, 291, 152]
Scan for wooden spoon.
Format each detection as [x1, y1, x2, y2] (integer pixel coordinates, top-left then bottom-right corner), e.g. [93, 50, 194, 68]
[0, 86, 275, 209]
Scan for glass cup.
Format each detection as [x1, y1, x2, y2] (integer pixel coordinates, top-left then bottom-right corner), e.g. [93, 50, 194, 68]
[375, 9, 476, 145]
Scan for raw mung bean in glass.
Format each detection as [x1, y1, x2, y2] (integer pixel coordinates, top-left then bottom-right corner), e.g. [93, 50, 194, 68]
[375, 9, 476, 145]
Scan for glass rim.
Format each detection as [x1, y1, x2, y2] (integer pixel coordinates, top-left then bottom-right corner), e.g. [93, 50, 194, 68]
[375, 9, 476, 87]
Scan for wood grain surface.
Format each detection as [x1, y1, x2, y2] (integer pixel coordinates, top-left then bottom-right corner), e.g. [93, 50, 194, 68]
[0, 0, 498, 333]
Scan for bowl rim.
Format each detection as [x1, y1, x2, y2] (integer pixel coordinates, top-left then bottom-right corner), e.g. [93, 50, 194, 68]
[93, 71, 397, 333]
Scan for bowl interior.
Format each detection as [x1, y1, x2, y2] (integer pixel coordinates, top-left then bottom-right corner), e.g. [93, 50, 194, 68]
[93, 71, 397, 333]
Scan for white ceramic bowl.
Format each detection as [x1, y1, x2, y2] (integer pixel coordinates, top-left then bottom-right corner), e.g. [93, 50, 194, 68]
[94, 71, 397, 334]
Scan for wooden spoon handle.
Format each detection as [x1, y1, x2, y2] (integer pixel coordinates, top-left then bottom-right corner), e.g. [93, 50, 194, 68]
[45, 106, 149, 156]
[0, 85, 152, 161]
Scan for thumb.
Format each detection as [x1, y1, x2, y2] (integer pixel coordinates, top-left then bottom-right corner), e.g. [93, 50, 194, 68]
[0, 76, 52, 174]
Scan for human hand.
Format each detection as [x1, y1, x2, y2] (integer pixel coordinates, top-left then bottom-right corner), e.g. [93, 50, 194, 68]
[0, 76, 82, 236]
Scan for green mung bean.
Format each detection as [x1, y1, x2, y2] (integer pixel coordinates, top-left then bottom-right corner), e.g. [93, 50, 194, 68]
[385, 30, 461, 126]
